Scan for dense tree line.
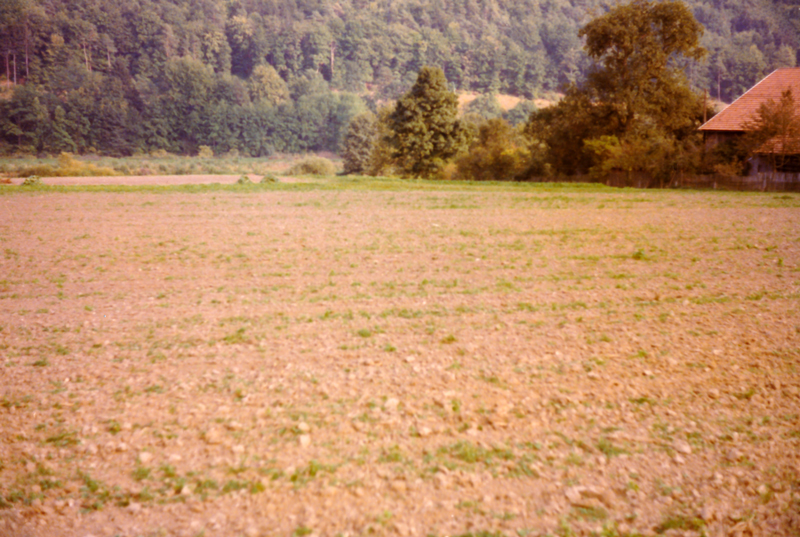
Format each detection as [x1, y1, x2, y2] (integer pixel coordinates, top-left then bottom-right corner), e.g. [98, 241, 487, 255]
[0, 0, 797, 156]
[345, 1, 734, 182]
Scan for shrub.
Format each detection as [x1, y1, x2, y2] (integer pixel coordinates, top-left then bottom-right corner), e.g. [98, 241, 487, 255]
[342, 112, 378, 174]
[287, 157, 337, 176]
[452, 119, 530, 181]
[260, 174, 278, 183]
[13, 163, 58, 176]
[56, 153, 119, 177]
[197, 146, 214, 158]
[236, 175, 252, 184]
[22, 175, 42, 186]
[14, 153, 119, 178]
[439, 161, 459, 181]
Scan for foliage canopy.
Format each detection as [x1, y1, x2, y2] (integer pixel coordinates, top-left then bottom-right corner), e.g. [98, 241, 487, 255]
[0, 0, 796, 157]
[341, 112, 378, 175]
[452, 118, 531, 182]
[388, 66, 466, 178]
[526, 0, 708, 179]
[579, 0, 706, 134]
[741, 89, 800, 173]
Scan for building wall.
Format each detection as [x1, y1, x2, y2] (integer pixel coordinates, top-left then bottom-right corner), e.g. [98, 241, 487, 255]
[702, 130, 742, 151]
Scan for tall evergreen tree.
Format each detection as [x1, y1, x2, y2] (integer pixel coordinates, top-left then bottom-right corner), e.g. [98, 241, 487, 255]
[388, 65, 465, 178]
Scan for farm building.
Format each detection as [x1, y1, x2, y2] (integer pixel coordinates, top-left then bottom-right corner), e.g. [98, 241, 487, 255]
[699, 68, 800, 176]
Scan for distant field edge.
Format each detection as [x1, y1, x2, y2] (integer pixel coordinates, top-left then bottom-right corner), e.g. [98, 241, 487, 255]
[1, 175, 797, 195]
[0, 176, 618, 195]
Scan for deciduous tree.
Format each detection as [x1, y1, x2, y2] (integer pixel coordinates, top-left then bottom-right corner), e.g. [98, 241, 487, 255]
[453, 118, 530, 181]
[528, 0, 708, 178]
[248, 63, 288, 106]
[742, 89, 800, 174]
[578, 0, 706, 134]
[341, 111, 377, 174]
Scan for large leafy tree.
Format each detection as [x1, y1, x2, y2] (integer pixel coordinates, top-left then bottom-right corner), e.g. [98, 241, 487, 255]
[388, 66, 466, 178]
[248, 63, 289, 106]
[528, 0, 708, 178]
[579, 0, 706, 134]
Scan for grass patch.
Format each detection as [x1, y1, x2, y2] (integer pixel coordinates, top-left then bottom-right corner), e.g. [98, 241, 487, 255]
[289, 460, 336, 486]
[597, 437, 627, 458]
[572, 504, 608, 521]
[44, 430, 80, 448]
[440, 441, 514, 466]
[654, 514, 705, 534]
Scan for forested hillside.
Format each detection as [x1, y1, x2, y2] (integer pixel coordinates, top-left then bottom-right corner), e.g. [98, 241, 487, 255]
[1, 0, 797, 156]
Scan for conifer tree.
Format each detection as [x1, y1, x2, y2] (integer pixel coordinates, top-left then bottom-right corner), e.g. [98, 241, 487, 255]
[388, 66, 466, 178]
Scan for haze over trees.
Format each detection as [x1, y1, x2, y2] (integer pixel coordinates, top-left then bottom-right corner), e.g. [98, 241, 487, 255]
[0, 0, 797, 157]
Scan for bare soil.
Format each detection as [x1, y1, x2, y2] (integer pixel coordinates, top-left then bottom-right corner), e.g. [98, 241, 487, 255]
[0, 184, 798, 537]
[6, 175, 253, 186]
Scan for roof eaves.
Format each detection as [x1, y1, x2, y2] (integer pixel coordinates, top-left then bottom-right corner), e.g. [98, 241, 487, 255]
[698, 68, 787, 132]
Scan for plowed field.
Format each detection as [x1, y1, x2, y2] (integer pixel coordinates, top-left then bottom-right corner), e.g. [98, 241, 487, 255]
[1, 183, 798, 537]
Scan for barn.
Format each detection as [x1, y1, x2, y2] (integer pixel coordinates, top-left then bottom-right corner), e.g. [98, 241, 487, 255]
[699, 68, 800, 178]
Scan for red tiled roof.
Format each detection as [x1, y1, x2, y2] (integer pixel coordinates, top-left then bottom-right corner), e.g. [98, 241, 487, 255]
[756, 134, 800, 155]
[699, 68, 800, 132]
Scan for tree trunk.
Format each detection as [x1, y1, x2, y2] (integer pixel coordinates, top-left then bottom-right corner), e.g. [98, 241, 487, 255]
[703, 89, 707, 123]
[330, 40, 335, 78]
[24, 25, 29, 79]
[22, 13, 30, 80]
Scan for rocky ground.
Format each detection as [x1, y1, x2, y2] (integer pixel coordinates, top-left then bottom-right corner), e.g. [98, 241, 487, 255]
[0, 182, 798, 536]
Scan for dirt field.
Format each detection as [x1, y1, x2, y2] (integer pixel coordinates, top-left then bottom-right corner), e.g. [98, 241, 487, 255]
[5, 175, 256, 186]
[0, 181, 798, 537]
